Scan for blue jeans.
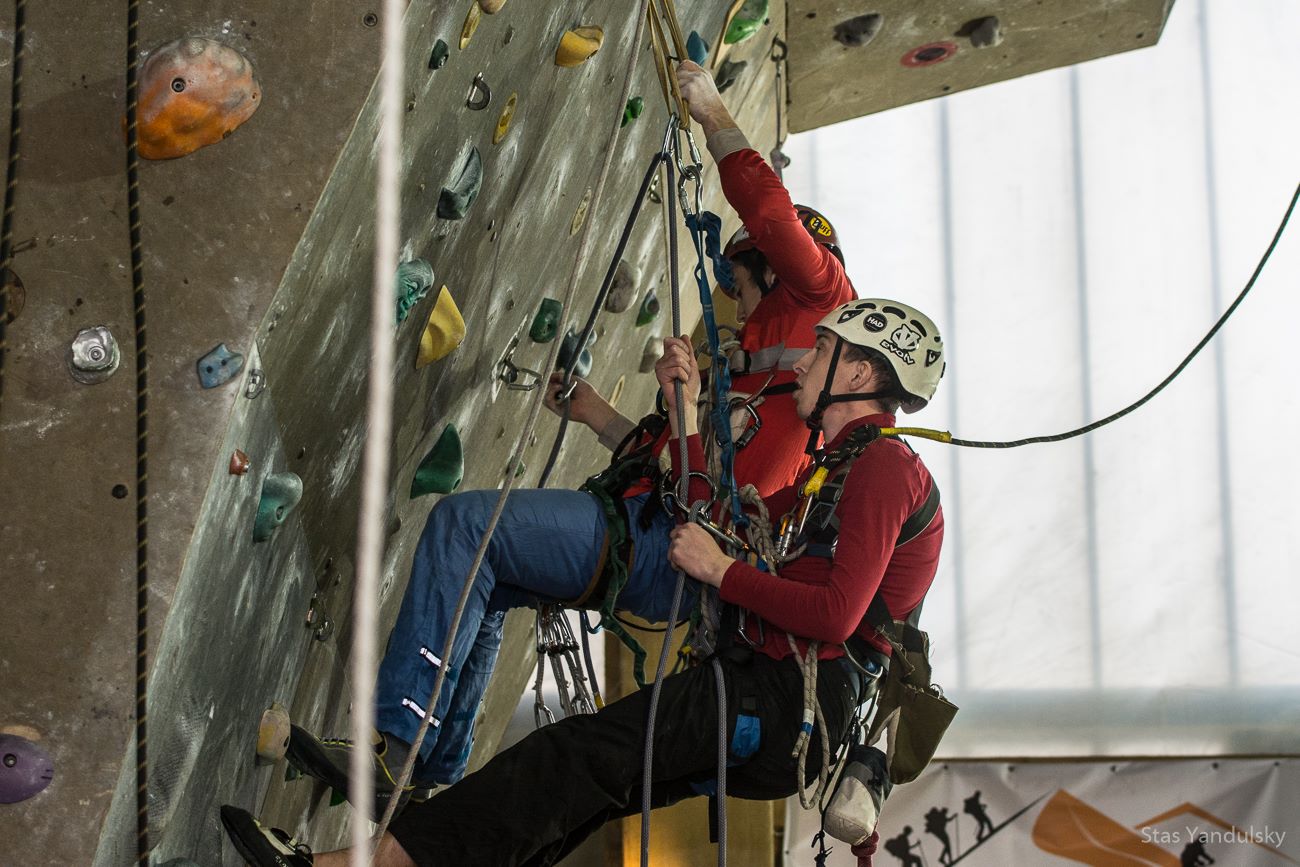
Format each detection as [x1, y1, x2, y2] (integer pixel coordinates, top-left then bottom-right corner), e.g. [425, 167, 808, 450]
[374, 489, 690, 784]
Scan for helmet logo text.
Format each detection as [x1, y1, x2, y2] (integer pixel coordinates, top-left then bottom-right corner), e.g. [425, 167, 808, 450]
[864, 312, 887, 332]
[880, 324, 921, 366]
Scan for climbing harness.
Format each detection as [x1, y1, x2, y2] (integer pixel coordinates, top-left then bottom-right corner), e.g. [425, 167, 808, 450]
[373, 0, 655, 846]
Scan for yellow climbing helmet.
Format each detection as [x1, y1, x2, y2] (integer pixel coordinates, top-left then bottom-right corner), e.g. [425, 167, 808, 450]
[815, 299, 945, 413]
[723, 204, 842, 262]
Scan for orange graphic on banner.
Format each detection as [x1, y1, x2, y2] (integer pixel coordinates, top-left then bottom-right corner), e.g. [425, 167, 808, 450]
[1032, 790, 1181, 866]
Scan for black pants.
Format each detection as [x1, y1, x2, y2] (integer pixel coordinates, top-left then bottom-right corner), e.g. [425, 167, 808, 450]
[388, 652, 859, 866]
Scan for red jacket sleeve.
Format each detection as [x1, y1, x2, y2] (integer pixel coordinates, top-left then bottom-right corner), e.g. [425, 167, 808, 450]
[717, 445, 924, 644]
[718, 149, 844, 308]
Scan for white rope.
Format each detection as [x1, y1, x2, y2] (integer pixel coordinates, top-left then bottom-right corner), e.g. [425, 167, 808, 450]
[353, 0, 403, 861]
[373, 1, 653, 846]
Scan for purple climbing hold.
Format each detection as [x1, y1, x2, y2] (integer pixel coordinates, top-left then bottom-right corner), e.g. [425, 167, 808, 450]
[0, 734, 54, 804]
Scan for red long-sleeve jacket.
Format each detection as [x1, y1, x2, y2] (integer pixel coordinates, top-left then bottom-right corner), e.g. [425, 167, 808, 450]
[674, 414, 944, 660]
[626, 145, 856, 500]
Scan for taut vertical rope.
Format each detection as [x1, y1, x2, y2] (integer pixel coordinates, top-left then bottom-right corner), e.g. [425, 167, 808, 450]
[0, 0, 25, 416]
[353, 0, 404, 861]
[123, 0, 149, 860]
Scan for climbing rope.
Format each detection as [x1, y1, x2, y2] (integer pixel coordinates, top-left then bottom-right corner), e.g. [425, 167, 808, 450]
[879, 181, 1299, 450]
[373, 0, 654, 845]
[123, 0, 150, 859]
[352, 0, 405, 861]
[0, 0, 25, 418]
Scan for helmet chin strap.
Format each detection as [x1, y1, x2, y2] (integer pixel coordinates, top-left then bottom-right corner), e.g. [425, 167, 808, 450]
[803, 336, 901, 456]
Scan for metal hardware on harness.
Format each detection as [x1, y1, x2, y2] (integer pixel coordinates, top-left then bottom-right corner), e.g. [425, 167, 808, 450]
[497, 336, 543, 391]
[533, 605, 598, 729]
[658, 470, 716, 518]
[729, 399, 762, 449]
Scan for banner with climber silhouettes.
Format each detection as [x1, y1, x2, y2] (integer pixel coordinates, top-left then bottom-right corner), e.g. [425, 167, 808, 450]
[784, 757, 1299, 866]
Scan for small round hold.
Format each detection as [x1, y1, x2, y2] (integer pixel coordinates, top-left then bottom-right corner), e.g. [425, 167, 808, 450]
[362, 12, 379, 27]
[478, 0, 507, 13]
[112, 484, 129, 499]
[229, 450, 251, 476]
[256, 702, 291, 763]
[967, 16, 1003, 48]
[901, 41, 958, 67]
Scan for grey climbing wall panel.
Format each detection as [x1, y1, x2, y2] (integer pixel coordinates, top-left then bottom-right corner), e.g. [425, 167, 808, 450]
[785, 0, 1175, 132]
[0, 0, 788, 863]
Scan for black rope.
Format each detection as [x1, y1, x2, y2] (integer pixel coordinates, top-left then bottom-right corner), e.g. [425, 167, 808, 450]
[948, 182, 1299, 449]
[536, 148, 668, 488]
[0, 0, 26, 416]
[124, 0, 149, 861]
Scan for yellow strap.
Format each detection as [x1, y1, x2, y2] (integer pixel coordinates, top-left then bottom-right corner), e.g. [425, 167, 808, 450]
[801, 466, 829, 497]
[879, 426, 954, 444]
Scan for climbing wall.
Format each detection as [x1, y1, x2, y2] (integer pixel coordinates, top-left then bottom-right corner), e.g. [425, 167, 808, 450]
[785, 0, 1175, 131]
[0, 0, 1178, 863]
[0, 1, 788, 863]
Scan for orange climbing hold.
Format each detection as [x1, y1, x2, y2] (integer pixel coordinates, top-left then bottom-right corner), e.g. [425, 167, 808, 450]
[555, 26, 604, 67]
[135, 37, 260, 160]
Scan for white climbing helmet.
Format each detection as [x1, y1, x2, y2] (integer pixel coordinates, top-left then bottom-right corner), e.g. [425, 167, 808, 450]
[815, 298, 945, 413]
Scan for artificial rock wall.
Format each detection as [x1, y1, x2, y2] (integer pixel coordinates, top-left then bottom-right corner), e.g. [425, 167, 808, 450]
[0, 1, 784, 864]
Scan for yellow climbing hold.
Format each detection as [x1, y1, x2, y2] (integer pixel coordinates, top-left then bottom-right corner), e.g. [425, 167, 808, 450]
[493, 93, 518, 145]
[460, 1, 481, 50]
[610, 374, 626, 409]
[256, 702, 291, 764]
[555, 26, 604, 67]
[571, 187, 593, 236]
[416, 285, 466, 369]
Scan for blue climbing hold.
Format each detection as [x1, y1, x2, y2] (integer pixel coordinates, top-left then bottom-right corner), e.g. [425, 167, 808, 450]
[253, 472, 304, 543]
[197, 343, 246, 389]
[395, 259, 436, 323]
[687, 31, 709, 65]
[557, 327, 594, 378]
[0, 734, 53, 804]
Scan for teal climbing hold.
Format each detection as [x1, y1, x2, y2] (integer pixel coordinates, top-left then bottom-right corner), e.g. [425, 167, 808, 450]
[196, 343, 245, 389]
[715, 59, 747, 94]
[724, 0, 768, 45]
[557, 327, 594, 378]
[428, 39, 449, 70]
[411, 425, 464, 498]
[635, 289, 660, 327]
[529, 298, 563, 343]
[621, 96, 644, 128]
[253, 472, 304, 543]
[438, 147, 483, 220]
[395, 259, 436, 323]
[686, 31, 709, 65]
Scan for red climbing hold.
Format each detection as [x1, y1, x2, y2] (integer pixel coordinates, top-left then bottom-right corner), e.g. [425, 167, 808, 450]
[136, 37, 261, 160]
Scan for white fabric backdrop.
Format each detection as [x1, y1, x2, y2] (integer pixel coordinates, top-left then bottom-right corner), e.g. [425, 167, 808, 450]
[781, 0, 1300, 756]
[784, 758, 1300, 866]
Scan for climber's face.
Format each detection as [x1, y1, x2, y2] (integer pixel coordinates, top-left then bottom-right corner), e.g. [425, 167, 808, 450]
[730, 262, 766, 325]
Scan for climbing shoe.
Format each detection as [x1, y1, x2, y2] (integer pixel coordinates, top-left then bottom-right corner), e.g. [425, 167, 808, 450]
[220, 805, 313, 867]
[285, 725, 424, 820]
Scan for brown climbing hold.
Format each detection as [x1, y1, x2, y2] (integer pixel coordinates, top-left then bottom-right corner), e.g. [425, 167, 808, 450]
[136, 37, 260, 160]
[639, 335, 661, 373]
[2, 268, 24, 325]
[229, 450, 251, 476]
[256, 702, 291, 763]
[965, 16, 1003, 48]
[478, 0, 507, 13]
[460, 2, 481, 50]
[555, 26, 604, 67]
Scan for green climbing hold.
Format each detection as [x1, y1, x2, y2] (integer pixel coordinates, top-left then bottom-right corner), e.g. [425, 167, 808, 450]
[621, 96, 644, 128]
[411, 425, 464, 498]
[330, 788, 346, 807]
[635, 289, 660, 327]
[557, 327, 594, 378]
[686, 31, 709, 65]
[428, 39, 449, 69]
[395, 259, 435, 323]
[253, 472, 304, 543]
[715, 59, 747, 94]
[724, 0, 768, 44]
[438, 147, 483, 220]
[529, 298, 563, 343]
